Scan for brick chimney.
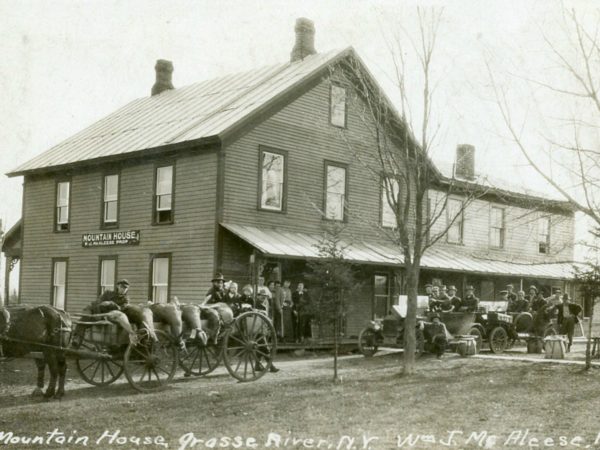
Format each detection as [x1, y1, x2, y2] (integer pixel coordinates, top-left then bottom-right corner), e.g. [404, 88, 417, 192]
[455, 144, 475, 180]
[290, 18, 317, 62]
[151, 59, 174, 96]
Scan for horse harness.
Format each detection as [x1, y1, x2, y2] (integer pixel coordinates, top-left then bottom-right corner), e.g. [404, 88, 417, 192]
[0, 307, 73, 357]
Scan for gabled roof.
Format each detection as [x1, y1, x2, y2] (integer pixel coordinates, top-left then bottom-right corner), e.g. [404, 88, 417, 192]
[8, 48, 353, 176]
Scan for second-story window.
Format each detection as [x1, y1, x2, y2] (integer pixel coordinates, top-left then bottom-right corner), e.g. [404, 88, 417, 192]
[447, 198, 464, 244]
[103, 174, 119, 226]
[56, 181, 70, 232]
[260, 149, 286, 212]
[325, 163, 347, 221]
[330, 84, 346, 128]
[490, 206, 505, 248]
[381, 177, 399, 228]
[154, 165, 174, 224]
[538, 216, 551, 254]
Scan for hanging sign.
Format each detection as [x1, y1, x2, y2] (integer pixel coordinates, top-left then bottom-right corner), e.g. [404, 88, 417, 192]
[82, 230, 140, 247]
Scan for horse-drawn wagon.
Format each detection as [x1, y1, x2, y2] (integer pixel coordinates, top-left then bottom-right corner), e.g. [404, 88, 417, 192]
[0, 301, 277, 398]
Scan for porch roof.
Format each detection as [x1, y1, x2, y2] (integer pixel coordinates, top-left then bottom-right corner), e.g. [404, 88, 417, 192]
[221, 223, 580, 280]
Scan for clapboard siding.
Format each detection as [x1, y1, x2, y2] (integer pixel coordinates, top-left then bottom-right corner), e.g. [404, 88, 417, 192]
[428, 190, 574, 263]
[223, 78, 574, 263]
[20, 150, 218, 311]
[223, 80, 385, 239]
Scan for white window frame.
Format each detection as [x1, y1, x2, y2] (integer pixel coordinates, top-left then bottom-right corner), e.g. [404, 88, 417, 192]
[325, 163, 347, 221]
[103, 174, 119, 224]
[490, 206, 505, 248]
[446, 198, 464, 244]
[538, 216, 551, 254]
[56, 181, 70, 231]
[330, 84, 347, 128]
[52, 260, 67, 310]
[381, 177, 399, 228]
[151, 256, 170, 304]
[155, 165, 174, 223]
[100, 258, 116, 294]
[260, 150, 286, 211]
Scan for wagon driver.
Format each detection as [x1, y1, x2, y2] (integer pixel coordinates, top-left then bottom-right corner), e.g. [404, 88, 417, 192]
[92, 279, 130, 312]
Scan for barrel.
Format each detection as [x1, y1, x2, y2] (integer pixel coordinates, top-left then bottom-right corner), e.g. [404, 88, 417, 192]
[456, 336, 478, 356]
[544, 336, 566, 359]
[526, 337, 543, 354]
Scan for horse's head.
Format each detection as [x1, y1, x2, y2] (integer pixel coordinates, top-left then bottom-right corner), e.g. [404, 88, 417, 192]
[0, 307, 9, 334]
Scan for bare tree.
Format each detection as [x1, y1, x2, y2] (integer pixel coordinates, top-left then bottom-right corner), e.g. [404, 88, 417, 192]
[332, 8, 481, 374]
[490, 8, 600, 244]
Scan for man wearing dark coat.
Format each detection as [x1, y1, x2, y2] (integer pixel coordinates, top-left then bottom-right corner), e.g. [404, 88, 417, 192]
[447, 286, 462, 311]
[425, 313, 448, 358]
[462, 286, 480, 312]
[506, 284, 517, 303]
[292, 282, 311, 343]
[550, 293, 582, 351]
[204, 273, 225, 305]
[92, 279, 130, 313]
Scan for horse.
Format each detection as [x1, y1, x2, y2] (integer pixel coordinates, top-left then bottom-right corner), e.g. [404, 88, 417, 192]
[0, 305, 72, 399]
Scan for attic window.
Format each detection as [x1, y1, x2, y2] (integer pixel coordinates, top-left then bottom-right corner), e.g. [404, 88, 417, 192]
[330, 84, 346, 128]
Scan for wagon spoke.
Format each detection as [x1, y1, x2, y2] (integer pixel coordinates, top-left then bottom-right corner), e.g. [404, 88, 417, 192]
[234, 350, 244, 373]
[228, 334, 246, 346]
[90, 360, 101, 381]
[255, 348, 270, 358]
[157, 365, 172, 376]
[152, 367, 163, 384]
[79, 360, 97, 373]
[249, 314, 258, 339]
[104, 361, 116, 379]
[243, 351, 249, 378]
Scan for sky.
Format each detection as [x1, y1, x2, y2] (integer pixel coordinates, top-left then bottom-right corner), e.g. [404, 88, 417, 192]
[0, 0, 598, 276]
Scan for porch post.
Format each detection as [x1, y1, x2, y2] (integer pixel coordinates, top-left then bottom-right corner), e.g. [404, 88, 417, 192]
[3, 256, 8, 306]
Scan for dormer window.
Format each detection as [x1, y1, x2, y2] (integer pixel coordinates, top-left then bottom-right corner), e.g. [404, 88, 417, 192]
[330, 84, 346, 128]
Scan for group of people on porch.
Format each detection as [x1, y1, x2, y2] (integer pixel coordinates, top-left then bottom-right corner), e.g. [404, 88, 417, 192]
[204, 273, 313, 343]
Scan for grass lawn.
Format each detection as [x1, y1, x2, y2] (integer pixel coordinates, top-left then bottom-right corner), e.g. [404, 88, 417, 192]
[1, 349, 600, 450]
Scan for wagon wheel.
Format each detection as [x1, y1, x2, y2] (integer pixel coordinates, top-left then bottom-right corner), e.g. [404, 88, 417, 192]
[222, 311, 277, 382]
[488, 326, 508, 354]
[358, 328, 378, 357]
[179, 340, 222, 376]
[468, 326, 483, 352]
[75, 341, 124, 386]
[123, 329, 179, 392]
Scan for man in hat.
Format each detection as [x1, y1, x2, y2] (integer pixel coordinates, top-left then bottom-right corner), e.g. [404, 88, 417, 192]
[203, 273, 225, 305]
[425, 313, 448, 359]
[447, 286, 462, 312]
[93, 279, 130, 312]
[506, 284, 517, 303]
[429, 285, 441, 311]
[462, 285, 480, 312]
[528, 286, 547, 313]
[507, 290, 529, 313]
[550, 293, 582, 352]
[439, 285, 450, 301]
[424, 283, 433, 297]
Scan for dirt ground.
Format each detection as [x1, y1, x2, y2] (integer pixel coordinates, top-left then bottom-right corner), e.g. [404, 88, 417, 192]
[1, 343, 600, 450]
